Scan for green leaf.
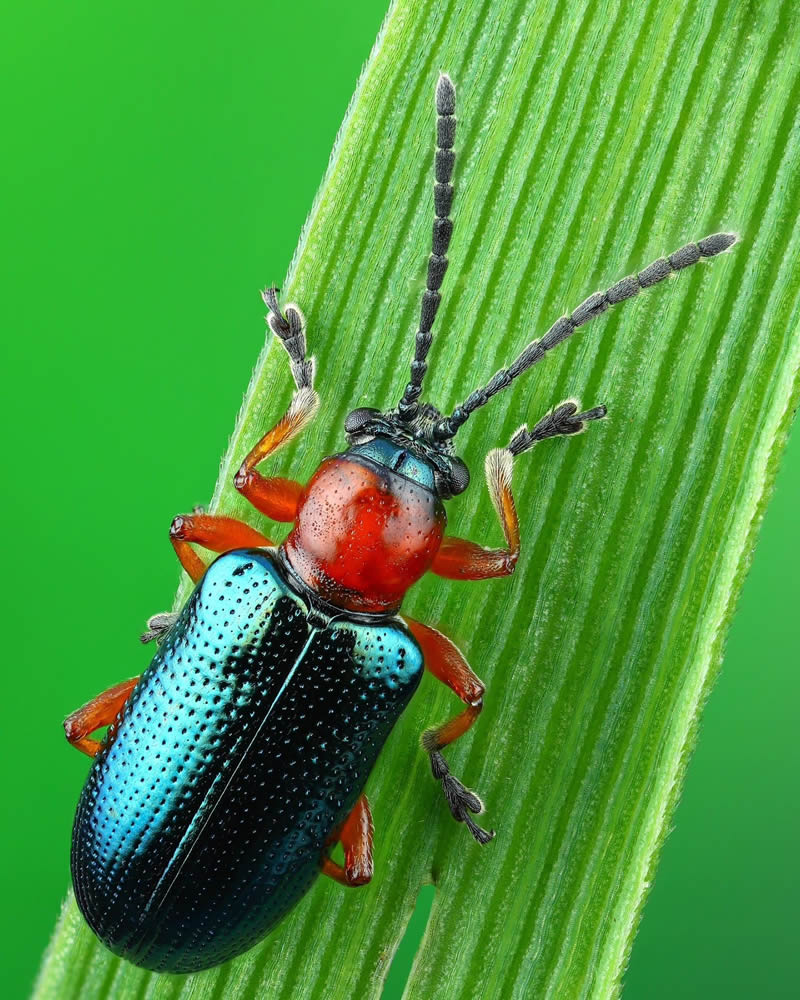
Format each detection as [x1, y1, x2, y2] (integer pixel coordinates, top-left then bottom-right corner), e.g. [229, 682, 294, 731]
[34, 0, 800, 997]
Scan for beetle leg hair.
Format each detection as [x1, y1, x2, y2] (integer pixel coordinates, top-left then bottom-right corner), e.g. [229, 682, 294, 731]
[64, 677, 140, 758]
[321, 795, 374, 887]
[169, 513, 274, 584]
[140, 611, 180, 645]
[431, 447, 520, 580]
[234, 390, 318, 523]
[404, 618, 494, 844]
[431, 400, 606, 581]
[506, 398, 607, 456]
[262, 287, 314, 392]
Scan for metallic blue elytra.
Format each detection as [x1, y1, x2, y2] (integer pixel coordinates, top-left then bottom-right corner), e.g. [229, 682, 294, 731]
[71, 548, 423, 973]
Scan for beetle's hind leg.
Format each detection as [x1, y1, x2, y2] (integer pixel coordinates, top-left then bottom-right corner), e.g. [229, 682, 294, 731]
[425, 717, 493, 845]
[64, 677, 139, 757]
[403, 618, 494, 844]
[321, 795, 374, 886]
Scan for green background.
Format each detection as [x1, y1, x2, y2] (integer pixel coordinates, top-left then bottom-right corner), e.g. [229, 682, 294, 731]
[2, 1, 797, 997]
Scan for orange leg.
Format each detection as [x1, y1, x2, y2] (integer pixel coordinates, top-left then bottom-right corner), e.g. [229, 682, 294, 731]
[432, 450, 520, 581]
[234, 386, 318, 522]
[404, 618, 493, 844]
[321, 795, 374, 887]
[64, 677, 139, 758]
[433, 403, 606, 580]
[170, 512, 273, 583]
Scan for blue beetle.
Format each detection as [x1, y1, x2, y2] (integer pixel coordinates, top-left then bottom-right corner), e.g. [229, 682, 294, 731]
[65, 74, 736, 972]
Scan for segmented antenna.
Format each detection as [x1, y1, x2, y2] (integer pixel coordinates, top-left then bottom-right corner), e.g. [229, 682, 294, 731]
[397, 74, 457, 422]
[434, 233, 737, 439]
[262, 287, 314, 390]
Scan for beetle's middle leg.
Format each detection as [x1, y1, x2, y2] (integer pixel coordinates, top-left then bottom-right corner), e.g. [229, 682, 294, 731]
[321, 794, 374, 887]
[140, 513, 274, 642]
[64, 677, 139, 757]
[169, 513, 274, 583]
[403, 618, 493, 844]
[431, 400, 606, 581]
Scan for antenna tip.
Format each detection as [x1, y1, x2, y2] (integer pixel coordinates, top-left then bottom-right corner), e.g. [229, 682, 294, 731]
[436, 73, 456, 115]
[698, 232, 738, 257]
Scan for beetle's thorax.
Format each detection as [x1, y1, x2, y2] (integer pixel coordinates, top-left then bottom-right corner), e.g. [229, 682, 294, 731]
[282, 453, 446, 614]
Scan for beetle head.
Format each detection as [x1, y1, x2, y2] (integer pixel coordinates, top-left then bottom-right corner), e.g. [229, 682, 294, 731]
[344, 403, 469, 499]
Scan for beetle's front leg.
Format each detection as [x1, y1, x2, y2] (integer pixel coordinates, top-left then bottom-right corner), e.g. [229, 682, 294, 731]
[432, 447, 520, 580]
[234, 291, 320, 522]
[64, 677, 139, 757]
[432, 400, 606, 580]
[404, 618, 493, 844]
[321, 795, 373, 886]
[234, 388, 317, 522]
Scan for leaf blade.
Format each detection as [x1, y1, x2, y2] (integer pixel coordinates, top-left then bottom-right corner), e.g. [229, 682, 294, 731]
[34, 0, 800, 998]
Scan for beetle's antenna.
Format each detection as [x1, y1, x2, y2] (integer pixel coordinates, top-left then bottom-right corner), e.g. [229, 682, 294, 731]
[397, 74, 457, 423]
[433, 233, 737, 439]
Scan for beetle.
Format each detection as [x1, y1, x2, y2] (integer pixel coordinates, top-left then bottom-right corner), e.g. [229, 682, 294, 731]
[64, 73, 736, 973]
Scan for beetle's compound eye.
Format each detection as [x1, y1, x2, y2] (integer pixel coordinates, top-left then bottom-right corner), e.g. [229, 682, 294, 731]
[345, 407, 381, 435]
[448, 457, 470, 495]
[434, 458, 470, 499]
